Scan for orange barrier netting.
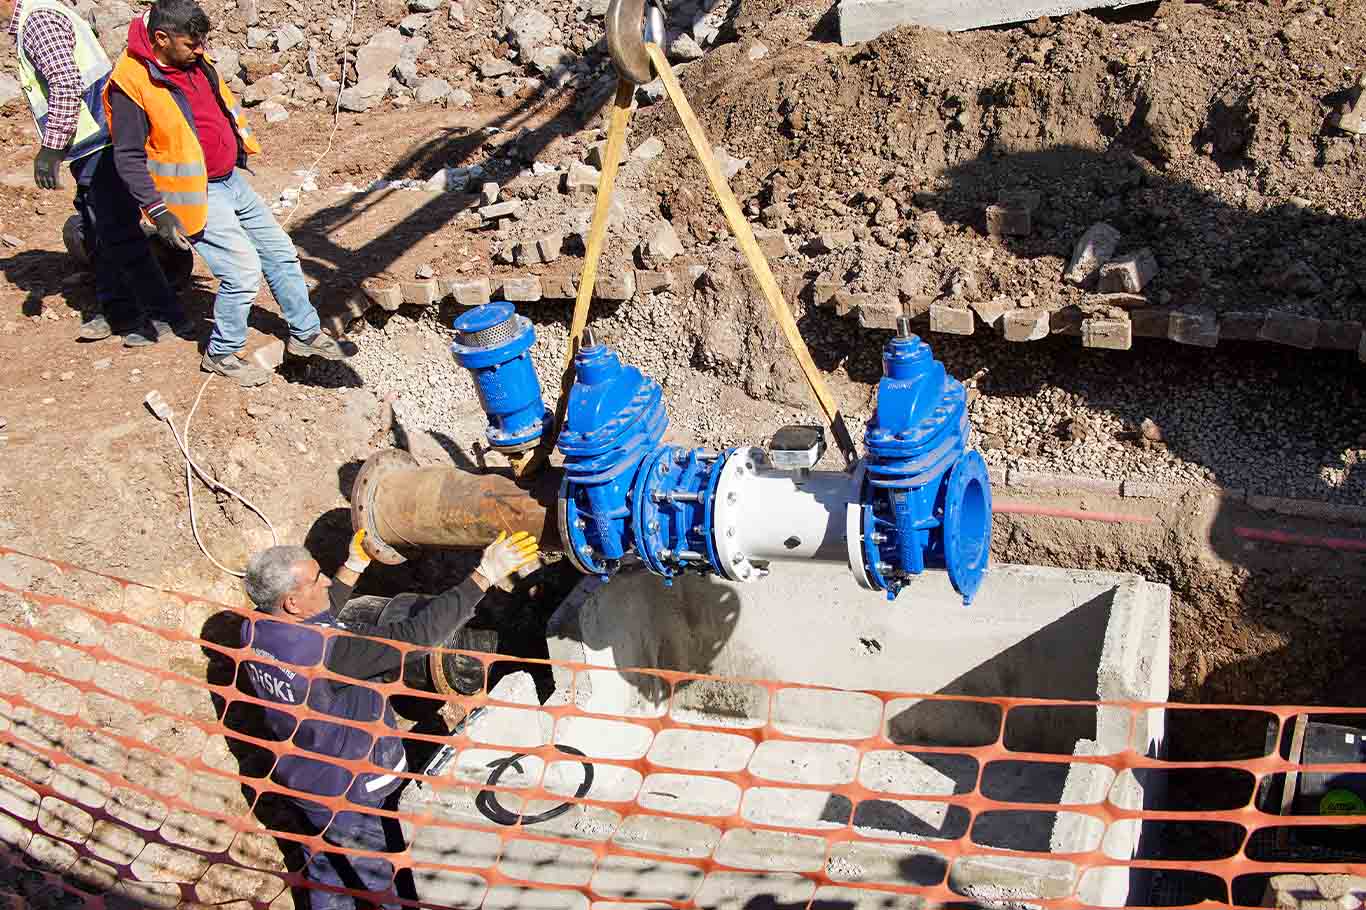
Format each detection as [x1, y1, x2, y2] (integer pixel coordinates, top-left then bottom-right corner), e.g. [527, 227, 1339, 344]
[1, 545, 1363, 910]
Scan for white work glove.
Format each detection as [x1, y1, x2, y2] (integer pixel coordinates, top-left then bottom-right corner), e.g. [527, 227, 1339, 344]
[344, 529, 373, 574]
[476, 531, 540, 586]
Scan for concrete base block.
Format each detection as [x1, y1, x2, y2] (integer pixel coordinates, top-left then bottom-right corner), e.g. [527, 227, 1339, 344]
[929, 303, 974, 335]
[547, 561, 1170, 906]
[837, 0, 1149, 43]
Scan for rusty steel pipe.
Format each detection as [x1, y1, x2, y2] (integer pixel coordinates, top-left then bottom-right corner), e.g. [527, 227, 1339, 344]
[351, 449, 563, 565]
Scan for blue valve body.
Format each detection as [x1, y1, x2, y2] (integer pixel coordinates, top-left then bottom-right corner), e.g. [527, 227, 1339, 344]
[450, 302, 552, 452]
[860, 332, 992, 603]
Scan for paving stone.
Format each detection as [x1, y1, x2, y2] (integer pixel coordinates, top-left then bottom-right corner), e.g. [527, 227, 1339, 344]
[1216, 311, 1264, 341]
[929, 303, 974, 335]
[1063, 222, 1121, 287]
[400, 278, 440, 306]
[444, 277, 490, 306]
[563, 163, 600, 195]
[985, 203, 1030, 237]
[1002, 308, 1050, 342]
[478, 201, 524, 222]
[1097, 247, 1158, 293]
[1315, 320, 1363, 352]
[501, 276, 542, 302]
[968, 296, 1011, 328]
[1081, 316, 1132, 350]
[1168, 306, 1218, 347]
[635, 270, 672, 294]
[362, 280, 403, 312]
[540, 273, 578, 299]
[856, 298, 903, 330]
[597, 270, 636, 301]
[1260, 312, 1319, 349]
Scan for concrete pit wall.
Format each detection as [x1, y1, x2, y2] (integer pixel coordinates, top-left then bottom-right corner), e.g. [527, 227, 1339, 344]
[401, 564, 1169, 909]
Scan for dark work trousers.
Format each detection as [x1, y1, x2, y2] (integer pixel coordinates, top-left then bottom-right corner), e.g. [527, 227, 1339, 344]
[299, 798, 413, 910]
[68, 148, 183, 329]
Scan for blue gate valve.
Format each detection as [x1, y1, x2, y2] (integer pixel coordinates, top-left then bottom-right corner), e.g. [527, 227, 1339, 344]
[558, 330, 668, 578]
[852, 317, 992, 603]
[450, 302, 552, 453]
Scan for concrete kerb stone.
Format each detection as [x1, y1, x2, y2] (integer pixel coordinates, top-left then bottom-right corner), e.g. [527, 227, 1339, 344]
[443, 276, 491, 306]
[400, 278, 440, 306]
[1002, 308, 1050, 342]
[1081, 316, 1132, 351]
[1260, 312, 1320, 350]
[929, 303, 974, 335]
[362, 279, 404, 312]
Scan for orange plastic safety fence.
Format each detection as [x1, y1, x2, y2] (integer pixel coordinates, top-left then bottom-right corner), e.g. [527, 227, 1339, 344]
[0, 545, 1363, 910]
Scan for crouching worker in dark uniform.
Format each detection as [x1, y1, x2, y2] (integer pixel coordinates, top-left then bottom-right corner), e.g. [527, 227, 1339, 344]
[240, 528, 540, 910]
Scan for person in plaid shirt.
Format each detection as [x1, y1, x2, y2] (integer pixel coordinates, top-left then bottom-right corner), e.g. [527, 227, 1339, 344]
[4, 0, 190, 346]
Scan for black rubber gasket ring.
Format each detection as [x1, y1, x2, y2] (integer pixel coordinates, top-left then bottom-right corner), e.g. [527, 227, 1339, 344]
[474, 744, 592, 826]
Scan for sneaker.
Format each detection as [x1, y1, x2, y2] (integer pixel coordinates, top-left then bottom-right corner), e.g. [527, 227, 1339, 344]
[201, 352, 271, 387]
[78, 315, 112, 341]
[151, 316, 197, 340]
[286, 332, 347, 361]
[123, 323, 158, 347]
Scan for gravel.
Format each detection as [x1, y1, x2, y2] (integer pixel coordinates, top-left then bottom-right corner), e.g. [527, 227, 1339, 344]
[320, 305, 1365, 505]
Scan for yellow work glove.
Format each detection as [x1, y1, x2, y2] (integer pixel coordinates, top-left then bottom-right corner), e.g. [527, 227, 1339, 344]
[344, 529, 372, 574]
[476, 531, 540, 586]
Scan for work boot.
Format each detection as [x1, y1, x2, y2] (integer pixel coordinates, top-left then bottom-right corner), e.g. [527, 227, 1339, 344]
[151, 316, 197, 340]
[78, 315, 112, 341]
[122, 323, 158, 347]
[201, 352, 271, 387]
[286, 332, 348, 360]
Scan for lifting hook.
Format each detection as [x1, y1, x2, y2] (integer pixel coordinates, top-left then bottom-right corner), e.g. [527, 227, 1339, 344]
[605, 0, 665, 85]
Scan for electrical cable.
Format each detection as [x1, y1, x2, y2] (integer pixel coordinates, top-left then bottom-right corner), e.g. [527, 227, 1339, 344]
[155, 376, 279, 578]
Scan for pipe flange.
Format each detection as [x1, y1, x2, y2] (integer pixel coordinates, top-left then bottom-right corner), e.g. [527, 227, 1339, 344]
[350, 448, 420, 566]
[711, 447, 764, 582]
[605, 0, 657, 85]
[845, 461, 875, 591]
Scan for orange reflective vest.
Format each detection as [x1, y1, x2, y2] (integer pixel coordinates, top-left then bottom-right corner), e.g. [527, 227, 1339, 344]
[103, 50, 260, 235]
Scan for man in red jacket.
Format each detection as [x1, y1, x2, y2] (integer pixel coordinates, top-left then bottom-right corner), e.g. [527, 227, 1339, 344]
[105, 0, 347, 386]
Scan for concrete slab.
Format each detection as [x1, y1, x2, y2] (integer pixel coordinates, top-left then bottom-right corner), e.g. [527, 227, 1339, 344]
[839, 0, 1150, 44]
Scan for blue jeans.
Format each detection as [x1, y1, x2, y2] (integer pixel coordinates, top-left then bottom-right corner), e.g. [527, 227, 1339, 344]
[69, 148, 183, 329]
[194, 170, 320, 356]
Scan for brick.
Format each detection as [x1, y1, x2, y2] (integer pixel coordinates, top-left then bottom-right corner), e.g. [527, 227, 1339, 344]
[1082, 316, 1132, 350]
[1097, 247, 1158, 293]
[751, 227, 792, 259]
[968, 296, 1011, 328]
[596, 270, 636, 301]
[1129, 307, 1172, 338]
[635, 270, 672, 294]
[856, 298, 903, 330]
[1002, 308, 1049, 341]
[362, 280, 403, 311]
[1260, 312, 1320, 349]
[929, 303, 974, 335]
[1064, 222, 1121, 287]
[1219, 311, 1265, 341]
[540, 273, 578, 299]
[1169, 306, 1218, 347]
[501, 275, 542, 302]
[985, 204, 1030, 237]
[444, 277, 491, 306]
[1315, 320, 1363, 352]
[400, 278, 439, 306]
